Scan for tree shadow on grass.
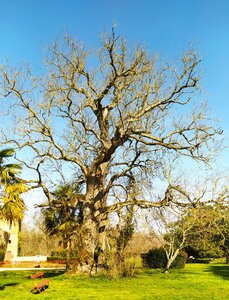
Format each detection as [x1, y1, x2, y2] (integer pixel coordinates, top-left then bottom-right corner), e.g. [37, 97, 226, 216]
[0, 283, 19, 291]
[26, 270, 66, 279]
[44, 270, 66, 278]
[209, 265, 229, 280]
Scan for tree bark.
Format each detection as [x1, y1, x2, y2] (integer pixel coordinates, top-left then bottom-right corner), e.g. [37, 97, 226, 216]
[75, 163, 109, 273]
[164, 249, 180, 273]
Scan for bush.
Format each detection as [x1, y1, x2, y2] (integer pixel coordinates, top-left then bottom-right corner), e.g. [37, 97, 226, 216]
[172, 251, 187, 269]
[142, 248, 167, 268]
[50, 251, 66, 258]
[142, 248, 187, 269]
[193, 258, 213, 264]
[101, 251, 142, 278]
[122, 256, 142, 277]
[47, 256, 66, 263]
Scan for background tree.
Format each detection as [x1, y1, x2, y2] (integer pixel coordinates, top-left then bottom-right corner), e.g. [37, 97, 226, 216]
[125, 231, 161, 256]
[102, 204, 136, 276]
[150, 206, 191, 272]
[0, 30, 222, 272]
[20, 224, 60, 257]
[184, 203, 229, 259]
[0, 148, 27, 261]
[148, 180, 229, 272]
[0, 148, 27, 222]
[42, 182, 82, 269]
[0, 148, 21, 183]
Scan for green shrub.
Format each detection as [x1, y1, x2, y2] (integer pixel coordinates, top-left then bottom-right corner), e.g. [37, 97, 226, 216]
[142, 248, 187, 269]
[101, 251, 142, 278]
[47, 256, 66, 262]
[193, 258, 213, 264]
[142, 248, 167, 268]
[122, 256, 142, 277]
[172, 251, 187, 269]
[210, 257, 225, 264]
[50, 251, 66, 258]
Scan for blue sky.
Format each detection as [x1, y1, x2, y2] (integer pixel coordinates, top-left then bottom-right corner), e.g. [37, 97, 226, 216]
[0, 1, 228, 179]
[0, 1, 228, 122]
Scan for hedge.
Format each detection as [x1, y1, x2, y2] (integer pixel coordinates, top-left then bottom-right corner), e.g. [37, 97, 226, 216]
[142, 247, 187, 269]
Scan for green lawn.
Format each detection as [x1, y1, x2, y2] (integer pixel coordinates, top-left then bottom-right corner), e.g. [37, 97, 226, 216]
[0, 264, 228, 299]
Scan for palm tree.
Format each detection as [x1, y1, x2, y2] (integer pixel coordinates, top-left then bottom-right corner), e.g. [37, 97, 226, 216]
[0, 148, 22, 182]
[42, 182, 82, 269]
[0, 148, 27, 261]
[0, 148, 27, 222]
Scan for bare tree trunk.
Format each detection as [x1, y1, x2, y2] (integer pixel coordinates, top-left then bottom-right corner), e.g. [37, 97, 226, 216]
[164, 259, 173, 273]
[75, 164, 109, 274]
[76, 207, 97, 273]
[164, 249, 180, 273]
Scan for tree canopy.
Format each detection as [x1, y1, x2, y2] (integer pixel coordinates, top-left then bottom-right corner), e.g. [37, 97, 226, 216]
[0, 30, 223, 272]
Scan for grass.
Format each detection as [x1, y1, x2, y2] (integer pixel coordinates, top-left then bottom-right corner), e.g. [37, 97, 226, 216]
[0, 264, 228, 299]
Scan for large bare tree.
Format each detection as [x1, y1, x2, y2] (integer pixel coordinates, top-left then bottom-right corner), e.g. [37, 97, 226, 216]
[0, 30, 222, 272]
